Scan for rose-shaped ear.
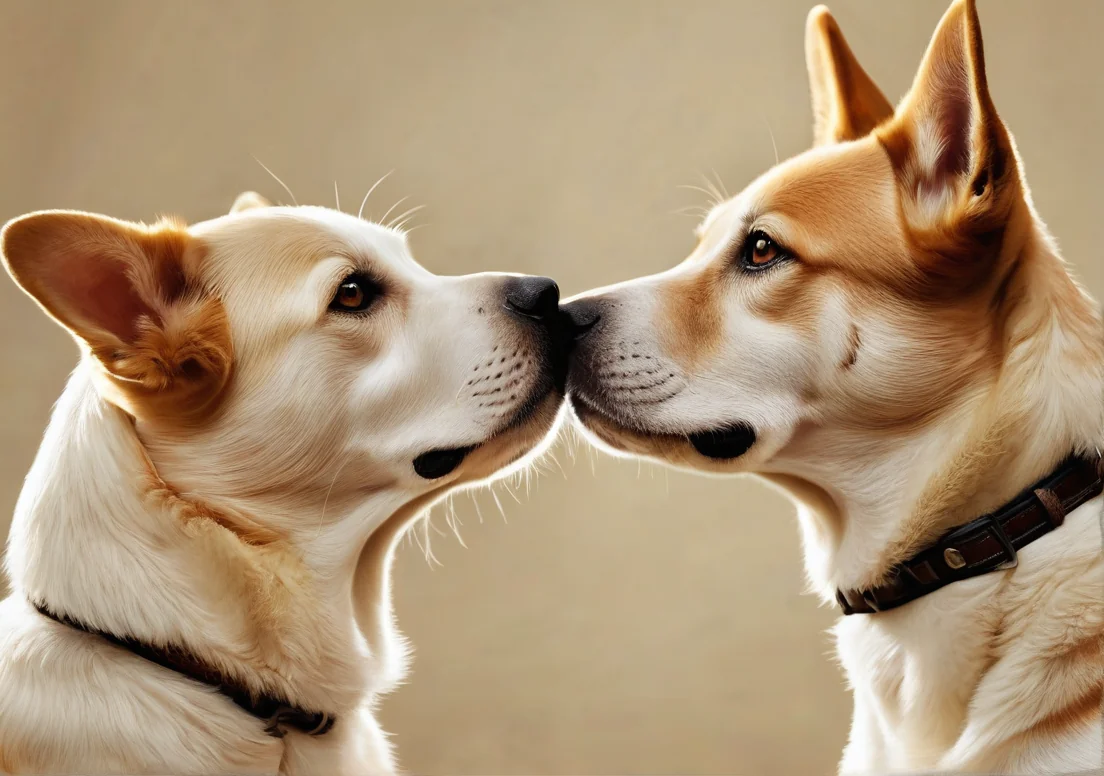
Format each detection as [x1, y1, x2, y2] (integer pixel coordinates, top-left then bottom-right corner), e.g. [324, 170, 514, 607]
[1, 210, 232, 426]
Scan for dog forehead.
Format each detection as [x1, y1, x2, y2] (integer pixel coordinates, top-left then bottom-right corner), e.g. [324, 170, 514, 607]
[700, 140, 905, 272]
[192, 206, 416, 285]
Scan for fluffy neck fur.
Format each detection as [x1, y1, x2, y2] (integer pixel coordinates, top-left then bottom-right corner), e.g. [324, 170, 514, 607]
[5, 363, 412, 721]
[770, 216, 1103, 600]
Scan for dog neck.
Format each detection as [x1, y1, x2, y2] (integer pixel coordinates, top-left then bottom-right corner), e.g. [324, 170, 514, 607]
[4, 363, 410, 721]
[768, 223, 1104, 601]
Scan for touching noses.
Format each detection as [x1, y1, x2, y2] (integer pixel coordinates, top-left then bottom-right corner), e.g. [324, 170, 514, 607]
[503, 276, 561, 322]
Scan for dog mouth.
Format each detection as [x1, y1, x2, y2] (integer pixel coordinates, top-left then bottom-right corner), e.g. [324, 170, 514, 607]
[687, 423, 757, 460]
[411, 315, 577, 481]
[412, 380, 564, 480]
[413, 446, 476, 479]
[571, 393, 756, 461]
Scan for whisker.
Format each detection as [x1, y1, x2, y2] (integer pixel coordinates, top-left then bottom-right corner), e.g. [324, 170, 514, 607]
[711, 168, 730, 199]
[764, 118, 780, 165]
[447, 498, 467, 548]
[424, 518, 441, 566]
[379, 196, 410, 227]
[334, 181, 341, 212]
[677, 183, 722, 206]
[388, 204, 425, 230]
[358, 170, 393, 220]
[471, 491, 486, 524]
[699, 172, 725, 205]
[252, 156, 298, 206]
[490, 487, 507, 523]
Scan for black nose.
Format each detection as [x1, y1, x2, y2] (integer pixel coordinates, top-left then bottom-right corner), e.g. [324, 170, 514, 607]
[560, 299, 602, 340]
[504, 276, 560, 321]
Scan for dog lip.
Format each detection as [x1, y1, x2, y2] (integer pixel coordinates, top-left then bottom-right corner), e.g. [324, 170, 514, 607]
[413, 385, 563, 480]
[687, 423, 757, 460]
[572, 394, 757, 461]
[412, 446, 475, 479]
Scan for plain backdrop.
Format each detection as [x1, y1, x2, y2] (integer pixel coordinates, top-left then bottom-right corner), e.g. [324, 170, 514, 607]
[1, 2, 1101, 774]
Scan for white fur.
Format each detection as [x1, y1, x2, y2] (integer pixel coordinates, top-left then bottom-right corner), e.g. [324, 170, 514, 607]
[0, 203, 565, 774]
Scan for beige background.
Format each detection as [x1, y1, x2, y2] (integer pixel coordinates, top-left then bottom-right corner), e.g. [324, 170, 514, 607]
[1, 1, 1101, 774]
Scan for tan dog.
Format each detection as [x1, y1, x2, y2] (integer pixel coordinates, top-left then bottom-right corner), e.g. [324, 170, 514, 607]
[562, 2, 1103, 773]
[0, 193, 570, 774]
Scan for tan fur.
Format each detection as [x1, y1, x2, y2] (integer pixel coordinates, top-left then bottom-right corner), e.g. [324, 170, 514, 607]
[565, 1, 1104, 772]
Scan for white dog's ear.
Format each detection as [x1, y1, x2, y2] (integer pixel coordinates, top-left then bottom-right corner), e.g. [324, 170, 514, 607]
[805, 5, 894, 146]
[230, 191, 272, 213]
[1, 211, 232, 425]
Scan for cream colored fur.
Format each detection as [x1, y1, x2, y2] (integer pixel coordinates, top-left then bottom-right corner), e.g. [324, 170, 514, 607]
[0, 196, 565, 774]
[564, 2, 1104, 772]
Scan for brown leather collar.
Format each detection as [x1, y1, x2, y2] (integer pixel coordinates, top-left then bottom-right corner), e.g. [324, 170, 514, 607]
[836, 453, 1104, 615]
[32, 601, 335, 738]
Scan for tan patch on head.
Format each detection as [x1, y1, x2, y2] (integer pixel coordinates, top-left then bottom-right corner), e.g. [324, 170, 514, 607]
[658, 255, 726, 371]
[1, 211, 233, 430]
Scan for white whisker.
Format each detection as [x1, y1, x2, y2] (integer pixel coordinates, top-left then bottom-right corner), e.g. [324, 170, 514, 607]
[252, 156, 298, 206]
[471, 492, 486, 524]
[388, 204, 425, 230]
[764, 118, 780, 165]
[358, 170, 393, 220]
[711, 168, 730, 199]
[699, 172, 725, 205]
[491, 487, 507, 523]
[677, 183, 722, 207]
[379, 196, 410, 227]
[334, 181, 341, 212]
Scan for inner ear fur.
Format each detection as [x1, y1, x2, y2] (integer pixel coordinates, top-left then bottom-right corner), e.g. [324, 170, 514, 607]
[875, 0, 1021, 292]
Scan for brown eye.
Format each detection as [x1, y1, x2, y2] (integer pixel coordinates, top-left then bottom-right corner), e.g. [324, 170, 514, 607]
[329, 275, 379, 312]
[742, 230, 788, 270]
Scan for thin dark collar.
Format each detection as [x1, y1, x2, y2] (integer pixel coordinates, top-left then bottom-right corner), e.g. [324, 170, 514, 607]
[31, 601, 335, 738]
[836, 452, 1104, 615]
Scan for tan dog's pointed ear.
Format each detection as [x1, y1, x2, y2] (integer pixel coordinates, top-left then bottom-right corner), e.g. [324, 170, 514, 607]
[878, 0, 1018, 273]
[805, 5, 893, 146]
[230, 191, 271, 213]
[1, 211, 231, 425]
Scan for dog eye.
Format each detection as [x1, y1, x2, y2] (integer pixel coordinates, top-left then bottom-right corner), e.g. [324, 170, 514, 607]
[742, 230, 788, 270]
[330, 275, 380, 313]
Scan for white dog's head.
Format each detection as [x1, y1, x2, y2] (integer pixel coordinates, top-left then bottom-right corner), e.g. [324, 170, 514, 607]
[2, 193, 572, 548]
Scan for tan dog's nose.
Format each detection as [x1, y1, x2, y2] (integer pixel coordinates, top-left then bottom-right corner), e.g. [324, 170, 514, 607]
[560, 298, 602, 340]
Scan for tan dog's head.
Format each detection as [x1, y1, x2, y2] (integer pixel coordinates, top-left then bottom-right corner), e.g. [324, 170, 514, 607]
[2, 192, 571, 546]
[563, 0, 1034, 473]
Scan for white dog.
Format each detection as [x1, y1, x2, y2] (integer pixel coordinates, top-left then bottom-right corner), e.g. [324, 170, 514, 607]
[0, 192, 570, 774]
[562, 1, 1103, 772]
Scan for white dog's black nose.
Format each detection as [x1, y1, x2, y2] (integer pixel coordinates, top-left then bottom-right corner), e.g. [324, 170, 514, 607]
[504, 276, 560, 321]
